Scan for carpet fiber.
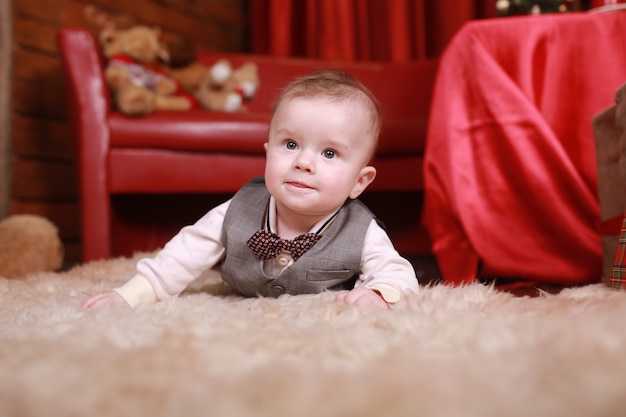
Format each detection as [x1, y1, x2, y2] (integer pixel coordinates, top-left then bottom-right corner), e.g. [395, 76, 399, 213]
[1, 253, 626, 417]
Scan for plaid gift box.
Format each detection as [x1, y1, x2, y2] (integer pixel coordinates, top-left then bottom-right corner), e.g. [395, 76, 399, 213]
[609, 214, 626, 289]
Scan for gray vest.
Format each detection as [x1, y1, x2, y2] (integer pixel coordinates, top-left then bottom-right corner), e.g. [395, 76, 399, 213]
[221, 177, 375, 297]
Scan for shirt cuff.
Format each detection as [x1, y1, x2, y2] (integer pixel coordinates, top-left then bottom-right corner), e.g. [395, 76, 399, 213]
[367, 282, 401, 304]
[113, 273, 158, 308]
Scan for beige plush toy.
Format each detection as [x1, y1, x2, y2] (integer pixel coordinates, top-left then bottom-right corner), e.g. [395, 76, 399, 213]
[0, 215, 64, 279]
[103, 25, 198, 116]
[195, 59, 259, 112]
[84, 5, 198, 70]
[84, 5, 135, 58]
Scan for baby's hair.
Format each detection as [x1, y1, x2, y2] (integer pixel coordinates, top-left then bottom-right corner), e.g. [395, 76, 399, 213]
[272, 69, 382, 159]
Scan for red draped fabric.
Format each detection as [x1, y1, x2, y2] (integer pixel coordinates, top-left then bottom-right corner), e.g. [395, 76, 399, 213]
[249, 0, 496, 62]
[422, 12, 626, 286]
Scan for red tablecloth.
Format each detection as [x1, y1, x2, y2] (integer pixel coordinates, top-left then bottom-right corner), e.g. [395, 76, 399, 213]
[422, 11, 626, 287]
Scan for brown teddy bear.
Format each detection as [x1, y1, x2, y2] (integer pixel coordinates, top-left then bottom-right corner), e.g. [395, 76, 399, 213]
[0, 215, 64, 279]
[84, 5, 199, 115]
[103, 25, 198, 116]
[195, 59, 259, 112]
[83, 5, 257, 114]
[84, 5, 197, 68]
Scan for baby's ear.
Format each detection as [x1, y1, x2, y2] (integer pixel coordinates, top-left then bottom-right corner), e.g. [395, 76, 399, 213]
[349, 166, 376, 199]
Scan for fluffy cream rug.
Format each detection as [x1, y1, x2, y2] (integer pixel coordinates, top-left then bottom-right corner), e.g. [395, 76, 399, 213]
[1, 253, 626, 417]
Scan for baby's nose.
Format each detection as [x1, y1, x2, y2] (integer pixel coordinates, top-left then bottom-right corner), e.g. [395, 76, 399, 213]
[294, 152, 315, 172]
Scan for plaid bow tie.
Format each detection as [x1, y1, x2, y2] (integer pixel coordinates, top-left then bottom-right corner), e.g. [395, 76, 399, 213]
[246, 229, 321, 261]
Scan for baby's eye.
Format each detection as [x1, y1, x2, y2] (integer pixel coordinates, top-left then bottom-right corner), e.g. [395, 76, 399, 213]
[284, 140, 298, 150]
[323, 149, 336, 159]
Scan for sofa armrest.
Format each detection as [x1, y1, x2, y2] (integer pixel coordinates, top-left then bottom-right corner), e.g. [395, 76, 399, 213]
[58, 27, 113, 260]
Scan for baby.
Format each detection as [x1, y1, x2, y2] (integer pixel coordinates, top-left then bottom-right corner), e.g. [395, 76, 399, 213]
[81, 69, 419, 309]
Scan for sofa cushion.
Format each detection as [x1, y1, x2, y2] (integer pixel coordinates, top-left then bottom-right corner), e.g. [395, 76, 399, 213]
[109, 110, 426, 156]
[109, 111, 270, 154]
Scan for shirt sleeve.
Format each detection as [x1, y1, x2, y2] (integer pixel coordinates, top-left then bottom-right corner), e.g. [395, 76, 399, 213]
[113, 273, 158, 308]
[357, 219, 420, 303]
[133, 200, 230, 302]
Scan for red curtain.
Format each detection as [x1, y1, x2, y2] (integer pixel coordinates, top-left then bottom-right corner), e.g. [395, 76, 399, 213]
[249, 0, 496, 62]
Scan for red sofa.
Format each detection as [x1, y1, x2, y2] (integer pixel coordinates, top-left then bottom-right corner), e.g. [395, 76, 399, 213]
[58, 27, 438, 262]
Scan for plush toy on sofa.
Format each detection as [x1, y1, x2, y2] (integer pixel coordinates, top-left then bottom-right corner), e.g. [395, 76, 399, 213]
[0, 215, 64, 279]
[195, 59, 259, 112]
[103, 25, 197, 116]
[85, 5, 198, 69]
[84, 5, 256, 114]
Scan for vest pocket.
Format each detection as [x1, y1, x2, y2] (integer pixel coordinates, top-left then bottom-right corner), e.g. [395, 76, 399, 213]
[306, 270, 358, 291]
[306, 269, 353, 283]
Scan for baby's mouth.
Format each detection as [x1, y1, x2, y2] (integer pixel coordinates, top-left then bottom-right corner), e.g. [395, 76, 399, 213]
[286, 181, 314, 190]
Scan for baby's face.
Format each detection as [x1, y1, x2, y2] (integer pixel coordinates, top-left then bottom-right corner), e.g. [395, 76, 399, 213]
[264, 97, 376, 222]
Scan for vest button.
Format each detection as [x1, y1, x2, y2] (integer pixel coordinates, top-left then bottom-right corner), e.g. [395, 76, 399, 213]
[272, 285, 285, 294]
[277, 256, 289, 266]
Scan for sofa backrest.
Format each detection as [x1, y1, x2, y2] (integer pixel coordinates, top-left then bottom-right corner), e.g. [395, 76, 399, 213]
[196, 53, 437, 115]
[58, 27, 438, 155]
[197, 53, 438, 153]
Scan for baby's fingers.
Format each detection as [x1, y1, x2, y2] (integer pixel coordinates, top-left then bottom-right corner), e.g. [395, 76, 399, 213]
[335, 291, 349, 303]
[79, 291, 125, 309]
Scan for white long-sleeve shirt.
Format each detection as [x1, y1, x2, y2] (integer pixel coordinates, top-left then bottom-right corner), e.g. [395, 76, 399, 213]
[114, 198, 419, 307]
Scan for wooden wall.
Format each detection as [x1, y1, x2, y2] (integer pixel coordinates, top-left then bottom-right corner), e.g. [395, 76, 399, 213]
[9, 0, 249, 264]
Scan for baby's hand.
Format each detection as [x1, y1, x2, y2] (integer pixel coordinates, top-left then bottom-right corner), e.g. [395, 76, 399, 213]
[79, 291, 129, 309]
[335, 287, 389, 309]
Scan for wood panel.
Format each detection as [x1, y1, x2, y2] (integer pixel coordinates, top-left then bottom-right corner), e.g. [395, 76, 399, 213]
[11, 159, 77, 200]
[13, 48, 62, 86]
[9, 200, 80, 239]
[9, 0, 249, 264]
[11, 116, 73, 161]
[11, 80, 65, 119]
[12, 15, 59, 53]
